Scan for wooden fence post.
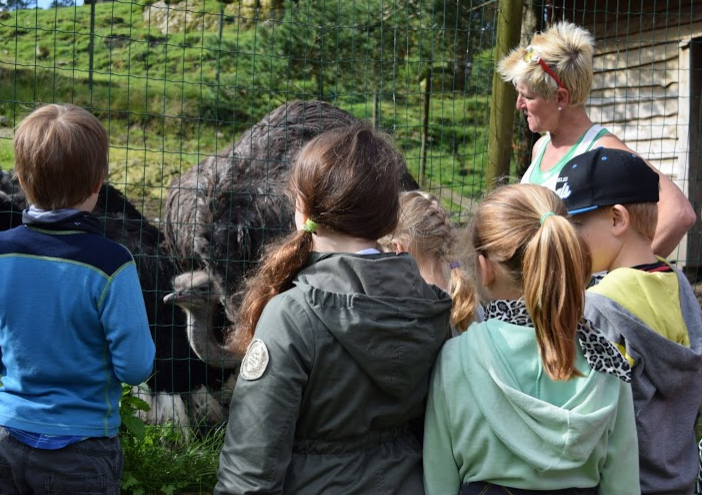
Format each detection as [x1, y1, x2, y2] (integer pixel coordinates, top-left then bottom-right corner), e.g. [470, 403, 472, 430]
[486, 0, 522, 189]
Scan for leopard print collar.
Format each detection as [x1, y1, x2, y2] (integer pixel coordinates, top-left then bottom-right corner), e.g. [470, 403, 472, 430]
[485, 300, 631, 383]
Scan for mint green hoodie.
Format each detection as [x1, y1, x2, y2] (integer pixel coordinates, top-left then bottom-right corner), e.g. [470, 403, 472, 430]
[423, 316, 639, 495]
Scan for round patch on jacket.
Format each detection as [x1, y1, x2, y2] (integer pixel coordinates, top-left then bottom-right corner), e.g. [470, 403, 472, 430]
[240, 339, 269, 380]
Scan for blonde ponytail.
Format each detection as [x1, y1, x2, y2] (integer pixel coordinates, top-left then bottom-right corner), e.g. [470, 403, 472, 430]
[523, 214, 589, 380]
[380, 190, 480, 331]
[470, 184, 591, 381]
[449, 265, 479, 332]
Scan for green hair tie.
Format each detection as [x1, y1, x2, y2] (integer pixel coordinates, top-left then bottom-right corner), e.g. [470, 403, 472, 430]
[302, 219, 318, 233]
[540, 211, 556, 225]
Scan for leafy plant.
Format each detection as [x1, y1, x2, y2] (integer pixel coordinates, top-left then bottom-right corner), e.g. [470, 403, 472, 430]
[119, 384, 224, 495]
[120, 383, 151, 445]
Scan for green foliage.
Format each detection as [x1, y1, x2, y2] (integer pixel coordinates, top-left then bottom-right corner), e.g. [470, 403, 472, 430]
[0, 0, 32, 11]
[119, 384, 224, 495]
[467, 47, 496, 95]
[0, 0, 496, 220]
[120, 383, 151, 445]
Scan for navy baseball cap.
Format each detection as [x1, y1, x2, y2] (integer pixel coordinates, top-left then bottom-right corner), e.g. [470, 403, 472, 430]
[555, 148, 659, 216]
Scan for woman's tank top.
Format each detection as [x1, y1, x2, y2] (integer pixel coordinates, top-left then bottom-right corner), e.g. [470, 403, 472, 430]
[521, 124, 608, 191]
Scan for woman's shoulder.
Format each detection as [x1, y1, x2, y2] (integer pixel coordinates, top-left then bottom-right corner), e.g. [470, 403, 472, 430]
[592, 131, 627, 150]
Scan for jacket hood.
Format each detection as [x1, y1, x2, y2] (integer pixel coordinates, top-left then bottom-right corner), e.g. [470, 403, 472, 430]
[294, 252, 452, 398]
[462, 321, 622, 472]
[22, 206, 103, 235]
[585, 267, 702, 399]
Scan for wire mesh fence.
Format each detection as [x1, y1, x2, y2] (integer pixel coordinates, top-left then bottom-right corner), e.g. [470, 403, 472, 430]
[0, 0, 701, 490]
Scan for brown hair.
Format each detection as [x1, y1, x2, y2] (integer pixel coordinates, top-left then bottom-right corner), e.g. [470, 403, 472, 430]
[471, 184, 591, 381]
[228, 125, 404, 355]
[379, 190, 478, 331]
[14, 104, 108, 210]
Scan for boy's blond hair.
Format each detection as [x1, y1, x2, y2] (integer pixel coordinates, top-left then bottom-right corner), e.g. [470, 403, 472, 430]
[626, 202, 658, 241]
[14, 104, 108, 210]
[582, 202, 658, 241]
[497, 21, 594, 106]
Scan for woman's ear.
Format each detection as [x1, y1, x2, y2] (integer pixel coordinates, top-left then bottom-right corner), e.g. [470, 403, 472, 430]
[555, 87, 570, 108]
[610, 205, 630, 237]
[478, 254, 495, 288]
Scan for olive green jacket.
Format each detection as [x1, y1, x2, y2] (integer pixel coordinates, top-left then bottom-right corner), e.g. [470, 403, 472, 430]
[215, 252, 452, 495]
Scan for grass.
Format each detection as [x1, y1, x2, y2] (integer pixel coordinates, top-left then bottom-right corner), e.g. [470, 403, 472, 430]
[121, 424, 224, 495]
[0, 65, 494, 221]
[119, 384, 224, 495]
[0, 0, 499, 223]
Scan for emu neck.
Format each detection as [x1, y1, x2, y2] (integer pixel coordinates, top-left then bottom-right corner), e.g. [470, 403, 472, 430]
[184, 302, 239, 369]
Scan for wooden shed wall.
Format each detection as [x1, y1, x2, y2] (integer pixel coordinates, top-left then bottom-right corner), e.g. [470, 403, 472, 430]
[550, 0, 702, 266]
[589, 41, 682, 181]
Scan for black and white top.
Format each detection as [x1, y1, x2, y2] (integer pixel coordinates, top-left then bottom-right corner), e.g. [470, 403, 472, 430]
[484, 299, 631, 383]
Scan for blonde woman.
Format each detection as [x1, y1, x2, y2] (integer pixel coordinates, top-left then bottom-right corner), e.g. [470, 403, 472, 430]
[379, 190, 479, 332]
[423, 184, 638, 495]
[497, 21, 694, 257]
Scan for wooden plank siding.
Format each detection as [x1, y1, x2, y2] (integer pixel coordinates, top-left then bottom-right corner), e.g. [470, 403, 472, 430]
[575, 2, 701, 265]
[535, 0, 702, 265]
[589, 39, 692, 263]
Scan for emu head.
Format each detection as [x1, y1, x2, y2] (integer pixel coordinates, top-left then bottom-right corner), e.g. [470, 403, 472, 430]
[163, 270, 224, 309]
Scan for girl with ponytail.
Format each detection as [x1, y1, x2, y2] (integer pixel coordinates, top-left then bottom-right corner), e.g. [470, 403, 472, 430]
[216, 125, 453, 495]
[423, 184, 639, 495]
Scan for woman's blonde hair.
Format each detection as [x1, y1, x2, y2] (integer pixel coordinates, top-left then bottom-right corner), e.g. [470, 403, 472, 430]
[228, 125, 403, 356]
[497, 21, 595, 106]
[471, 184, 591, 381]
[379, 190, 478, 331]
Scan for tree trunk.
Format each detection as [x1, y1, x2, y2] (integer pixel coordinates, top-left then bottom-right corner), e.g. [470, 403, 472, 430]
[486, 0, 522, 190]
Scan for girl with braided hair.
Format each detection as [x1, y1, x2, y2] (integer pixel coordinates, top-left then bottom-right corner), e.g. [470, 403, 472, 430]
[379, 190, 480, 332]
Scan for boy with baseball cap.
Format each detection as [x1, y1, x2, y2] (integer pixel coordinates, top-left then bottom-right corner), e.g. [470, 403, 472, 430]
[557, 147, 702, 494]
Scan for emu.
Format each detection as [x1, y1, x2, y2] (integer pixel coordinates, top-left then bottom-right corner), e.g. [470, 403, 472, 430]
[163, 270, 238, 370]
[0, 170, 233, 428]
[0, 171, 23, 231]
[163, 100, 418, 365]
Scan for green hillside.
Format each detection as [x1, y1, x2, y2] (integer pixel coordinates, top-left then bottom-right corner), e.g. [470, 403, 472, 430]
[0, 0, 496, 219]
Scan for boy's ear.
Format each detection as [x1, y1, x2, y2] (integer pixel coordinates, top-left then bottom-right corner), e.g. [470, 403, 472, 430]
[610, 205, 630, 237]
[478, 254, 495, 288]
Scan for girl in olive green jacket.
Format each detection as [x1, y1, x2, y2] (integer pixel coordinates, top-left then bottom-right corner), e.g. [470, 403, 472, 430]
[215, 125, 453, 495]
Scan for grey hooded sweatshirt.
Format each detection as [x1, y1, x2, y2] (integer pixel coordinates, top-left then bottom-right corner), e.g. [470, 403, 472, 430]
[214, 252, 452, 495]
[585, 264, 702, 495]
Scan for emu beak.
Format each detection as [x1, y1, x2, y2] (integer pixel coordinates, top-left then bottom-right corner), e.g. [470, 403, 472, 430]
[163, 291, 180, 304]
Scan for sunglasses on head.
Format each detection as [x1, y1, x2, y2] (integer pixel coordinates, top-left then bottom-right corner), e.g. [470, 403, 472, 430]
[523, 45, 565, 90]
